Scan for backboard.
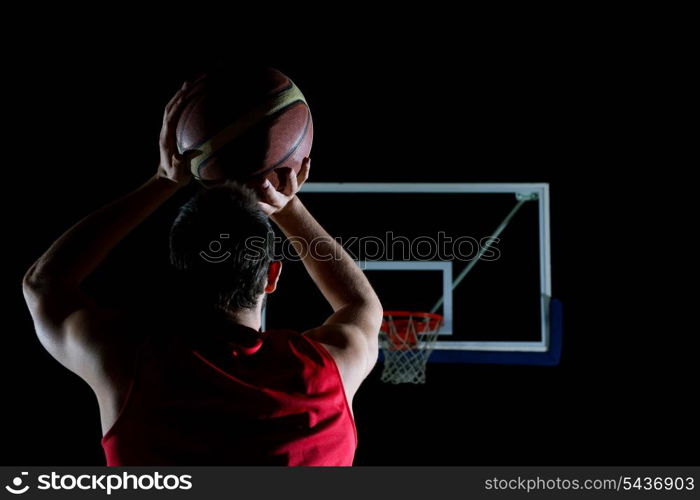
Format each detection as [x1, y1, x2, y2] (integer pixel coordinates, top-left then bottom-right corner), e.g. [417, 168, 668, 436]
[263, 183, 561, 365]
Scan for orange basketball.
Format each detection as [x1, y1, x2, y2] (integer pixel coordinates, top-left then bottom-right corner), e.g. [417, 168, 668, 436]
[176, 67, 313, 186]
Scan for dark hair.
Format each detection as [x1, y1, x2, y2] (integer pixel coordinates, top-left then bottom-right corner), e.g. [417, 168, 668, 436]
[169, 182, 274, 312]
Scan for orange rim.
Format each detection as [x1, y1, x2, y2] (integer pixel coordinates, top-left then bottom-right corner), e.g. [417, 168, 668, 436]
[381, 311, 443, 350]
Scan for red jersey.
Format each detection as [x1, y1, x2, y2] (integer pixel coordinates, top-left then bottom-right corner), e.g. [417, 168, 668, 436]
[101, 324, 356, 466]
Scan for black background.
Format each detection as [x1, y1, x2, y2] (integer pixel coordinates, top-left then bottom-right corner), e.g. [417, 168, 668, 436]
[1, 22, 694, 466]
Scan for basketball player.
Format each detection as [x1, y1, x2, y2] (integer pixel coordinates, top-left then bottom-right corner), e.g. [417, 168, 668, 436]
[22, 81, 382, 465]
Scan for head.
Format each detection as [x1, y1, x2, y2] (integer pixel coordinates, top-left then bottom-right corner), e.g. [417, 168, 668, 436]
[169, 182, 281, 320]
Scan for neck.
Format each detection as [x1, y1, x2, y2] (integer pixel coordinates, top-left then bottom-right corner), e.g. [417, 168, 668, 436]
[221, 301, 263, 331]
[173, 291, 264, 332]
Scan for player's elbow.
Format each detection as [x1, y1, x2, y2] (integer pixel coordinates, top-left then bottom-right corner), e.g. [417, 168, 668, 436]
[22, 277, 53, 327]
[22, 266, 45, 307]
[22, 265, 57, 307]
[22, 266, 77, 325]
[346, 296, 383, 337]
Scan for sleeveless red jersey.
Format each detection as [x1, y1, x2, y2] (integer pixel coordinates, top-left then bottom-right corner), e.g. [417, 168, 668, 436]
[101, 324, 357, 466]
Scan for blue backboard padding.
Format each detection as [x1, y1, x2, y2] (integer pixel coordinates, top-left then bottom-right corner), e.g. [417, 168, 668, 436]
[431, 298, 562, 365]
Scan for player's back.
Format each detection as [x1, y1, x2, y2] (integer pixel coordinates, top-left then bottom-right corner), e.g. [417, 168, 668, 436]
[101, 314, 356, 466]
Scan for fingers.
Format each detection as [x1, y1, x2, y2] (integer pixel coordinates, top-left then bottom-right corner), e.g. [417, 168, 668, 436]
[274, 167, 296, 196]
[260, 177, 275, 196]
[165, 91, 186, 120]
[287, 168, 299, 195]
[297, 157, 311, 187]
[162, 96, 186, 145]
[272, 161, 309, 196]
[164, 77, 203, 123]
[249, 159, 311, 216]
[257, 177, 284, 205]
[159, 77, 207, 167]
[186, 73, 207, 91]
[161, 81, 197, 151]
[164, 86, 186, 117]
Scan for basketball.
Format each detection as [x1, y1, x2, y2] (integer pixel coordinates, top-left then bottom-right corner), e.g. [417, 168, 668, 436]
[176, 67, 313, 185]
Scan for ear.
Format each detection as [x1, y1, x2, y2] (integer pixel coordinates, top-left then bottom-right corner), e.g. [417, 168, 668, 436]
[264, 261, 282, 294]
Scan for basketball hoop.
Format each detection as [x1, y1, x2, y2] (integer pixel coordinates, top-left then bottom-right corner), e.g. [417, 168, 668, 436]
[379, 311, 443, 384]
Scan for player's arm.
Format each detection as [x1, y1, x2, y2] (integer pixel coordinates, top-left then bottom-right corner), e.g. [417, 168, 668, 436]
[258, 160, 383, 398]
[21, 82, 193, 385]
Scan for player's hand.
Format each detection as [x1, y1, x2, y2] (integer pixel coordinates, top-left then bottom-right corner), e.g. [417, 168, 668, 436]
[156, 80, 198, 187]
[254, 157, 311, 216]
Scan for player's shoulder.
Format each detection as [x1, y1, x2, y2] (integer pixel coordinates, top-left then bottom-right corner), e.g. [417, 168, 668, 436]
[63, 305, 143, 350]
[303, 323, 368, 351]
[262, 327, 328, 359]
[302, 324, 378, 395]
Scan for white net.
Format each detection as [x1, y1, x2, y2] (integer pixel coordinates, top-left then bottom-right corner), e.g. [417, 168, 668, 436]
[379, 312, 443, 384]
